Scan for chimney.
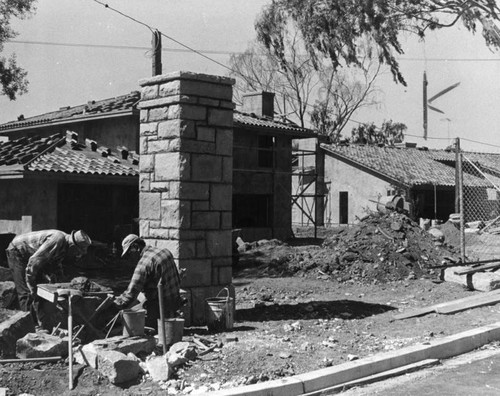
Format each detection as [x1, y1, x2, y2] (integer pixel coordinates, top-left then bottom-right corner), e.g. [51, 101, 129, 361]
[242, 92, 274, 118]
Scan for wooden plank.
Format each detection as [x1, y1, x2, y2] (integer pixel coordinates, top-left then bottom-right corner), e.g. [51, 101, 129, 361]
[436, 292, 500, 314]
[393, 289, 500, 320]
[303, 359, 440, 396]
[454, 261, 500, 275]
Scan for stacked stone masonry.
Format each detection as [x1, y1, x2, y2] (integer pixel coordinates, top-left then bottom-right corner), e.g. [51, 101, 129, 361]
[138, 71, 235, 325]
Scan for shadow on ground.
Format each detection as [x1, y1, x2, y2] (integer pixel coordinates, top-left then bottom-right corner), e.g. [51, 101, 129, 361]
[236, 300, 396, 322]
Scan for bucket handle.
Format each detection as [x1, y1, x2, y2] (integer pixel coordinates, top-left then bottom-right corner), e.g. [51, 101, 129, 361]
[216, 287, 230, 302]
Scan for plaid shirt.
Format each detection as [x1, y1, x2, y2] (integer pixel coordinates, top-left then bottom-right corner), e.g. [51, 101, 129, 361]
[115, 245, 181, 310]
[8, 230, 69, 292]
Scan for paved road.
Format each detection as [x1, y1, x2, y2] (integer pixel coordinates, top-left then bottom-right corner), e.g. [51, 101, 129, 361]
[334, 347, 500, 396]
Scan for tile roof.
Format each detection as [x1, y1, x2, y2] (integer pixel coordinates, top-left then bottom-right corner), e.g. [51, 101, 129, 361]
[0, 132, 138, 177]
[322, 144, 500, 188]
[0, 91, 315, 138]
[234, 111, 315, 138]
[0, 92, 140, 131]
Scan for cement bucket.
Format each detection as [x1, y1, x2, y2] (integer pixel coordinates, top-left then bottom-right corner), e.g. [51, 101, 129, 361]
[122, 309, 146, 337]
[205, 288, 234, 331]
[157, 318, 185, 346]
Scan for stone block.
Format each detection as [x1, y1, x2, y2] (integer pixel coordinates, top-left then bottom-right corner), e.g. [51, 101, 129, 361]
[158, 119, 195, 139]
[139, 153, 155, 173]
[139, 122, 158, 137]
[140, 109, 148, 123]
[75, 335, 156, 368]
[140, 192, 161, 220]
[167, 104, 206, 121]
[98, 349, 140, 384]
[145, 355, 171, 382]
[197, 97, 221, 107]
[148, 138, 181, 154]
[196, 240, 207, 257]
[210, 184, 232, 211]
[139, 220, 150, 238]
[155, 152, 190, 181]
[197, 126, 216, 142]
[140, 136, 149, 155]
[0, 310, 35, 358]
[222, 157, 232, 183]
[191, 211, 220, 230]
[148, 106, 170, 122]
[139, 173, 151, 192]
[16, 332, 68, 359]
[208, 108, 233, 127]
[192, 201, 209, 211]
[149, 227, 170, 239]
[178, 80, 233, 101]
[179, 182, 210, 200]
[159, 80, 181, 97]
[153, 239, 180, 258]
[181, 260, 212, 288]
[139, 71, 234, 88]
[0, 281, 16, 309]
[138, 95, 197, 109]
[218, 266, 233, 285]
[150, 182, 170, 193]
[179, 240, 197, 259]
[141, 84, 158, 100]
[161, 200, 191, 228]
[0, 268, 13, 282]
[206, 231, 232, 257]
[221, 211, 232, 230]
[182, 139, 216, 155]
[192, 155, 222, 182]
[215, 128, 233, 156]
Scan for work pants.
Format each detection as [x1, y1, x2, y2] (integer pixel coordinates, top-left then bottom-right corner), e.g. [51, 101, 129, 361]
[5, 248, 32, 312]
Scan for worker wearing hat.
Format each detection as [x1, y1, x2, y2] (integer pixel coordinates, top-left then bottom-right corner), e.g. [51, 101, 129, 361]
[114, 234, 182, 330]
[6, 229, 92, 329]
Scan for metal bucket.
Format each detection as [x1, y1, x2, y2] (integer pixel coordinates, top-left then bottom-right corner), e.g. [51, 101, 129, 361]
[157, 318, 185, 346]
[205, 288, 234, 331]
[121, 309, 146, 337]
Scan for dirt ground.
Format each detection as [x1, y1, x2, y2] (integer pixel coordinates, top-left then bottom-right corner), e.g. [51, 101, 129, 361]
[2, 212, 500, 396]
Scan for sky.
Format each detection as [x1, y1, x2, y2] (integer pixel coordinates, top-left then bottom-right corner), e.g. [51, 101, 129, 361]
[1, 0, 500, 153]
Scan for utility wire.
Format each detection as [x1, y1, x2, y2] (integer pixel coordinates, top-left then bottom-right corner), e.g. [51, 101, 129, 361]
[7, 39, 239, 55]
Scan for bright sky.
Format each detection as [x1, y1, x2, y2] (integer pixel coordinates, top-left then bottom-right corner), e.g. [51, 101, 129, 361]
[1, 0, 500, 153]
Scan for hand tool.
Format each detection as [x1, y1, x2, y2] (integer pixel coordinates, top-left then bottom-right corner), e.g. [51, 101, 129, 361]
[57, 288, 82, 390]
[158, 279, 167, 354]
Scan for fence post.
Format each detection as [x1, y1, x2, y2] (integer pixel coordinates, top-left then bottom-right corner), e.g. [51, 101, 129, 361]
[456, 138, 466, 262]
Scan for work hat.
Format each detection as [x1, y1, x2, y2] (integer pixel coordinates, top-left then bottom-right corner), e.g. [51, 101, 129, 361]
[71, 230, 92, 252]
[121, 234, 141, 257]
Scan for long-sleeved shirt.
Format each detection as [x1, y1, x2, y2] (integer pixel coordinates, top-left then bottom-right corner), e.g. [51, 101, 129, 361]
[8, 230, 69, 292]
[115, 245, 181, 310]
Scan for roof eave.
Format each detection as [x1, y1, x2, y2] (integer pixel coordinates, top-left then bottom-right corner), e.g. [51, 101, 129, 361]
[234, 122, 316, 139]
[0, 109, 138, 135]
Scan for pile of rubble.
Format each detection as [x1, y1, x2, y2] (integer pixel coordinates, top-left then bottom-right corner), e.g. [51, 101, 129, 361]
[238, 212, 460, 284]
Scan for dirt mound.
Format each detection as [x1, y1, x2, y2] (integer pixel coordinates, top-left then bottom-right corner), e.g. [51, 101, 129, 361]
[238, 212, 460, 284]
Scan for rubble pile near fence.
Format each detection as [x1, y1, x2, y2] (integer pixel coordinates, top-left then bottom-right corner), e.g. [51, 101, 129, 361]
[239, 212, 460, 284]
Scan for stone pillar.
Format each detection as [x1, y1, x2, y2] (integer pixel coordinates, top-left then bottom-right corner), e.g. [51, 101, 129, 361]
[138, 71, 234, 325]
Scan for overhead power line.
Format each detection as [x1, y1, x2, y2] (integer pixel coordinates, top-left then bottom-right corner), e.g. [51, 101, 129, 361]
[7, 39, 239, 55]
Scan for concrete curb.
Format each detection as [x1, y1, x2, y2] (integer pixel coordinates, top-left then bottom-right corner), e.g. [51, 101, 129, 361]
[208, 321, 500, 396]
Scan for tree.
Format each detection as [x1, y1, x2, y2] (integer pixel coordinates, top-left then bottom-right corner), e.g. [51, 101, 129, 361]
[0, 0, 36, 100]
[350, 120, 407, 145]
[256, 0, 500, 85]
[229, 39, 317, 128]
[310, 39, 383, 143]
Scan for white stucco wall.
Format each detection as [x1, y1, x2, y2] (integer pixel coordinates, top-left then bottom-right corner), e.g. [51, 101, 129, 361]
[324, 155, 395, 225]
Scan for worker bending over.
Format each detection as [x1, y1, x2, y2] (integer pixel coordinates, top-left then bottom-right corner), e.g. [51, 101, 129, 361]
[6, 229, 92, 329]
[114, 234, 182, 330]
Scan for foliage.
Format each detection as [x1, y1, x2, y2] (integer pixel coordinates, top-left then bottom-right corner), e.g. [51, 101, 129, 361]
[256, 0, 500, 85]
[310, 39, 383, 143]
[0, 0, 36, 100]
[229, 39, 317, 128]
[350, 120, 407, 145]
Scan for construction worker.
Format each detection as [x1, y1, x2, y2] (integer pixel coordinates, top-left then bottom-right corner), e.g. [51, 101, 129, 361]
[5, 229, 92, 329]
[114, 234, 182, 330]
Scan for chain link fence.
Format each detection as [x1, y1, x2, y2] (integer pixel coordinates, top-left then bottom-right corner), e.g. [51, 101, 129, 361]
[460, 149, 500, 261]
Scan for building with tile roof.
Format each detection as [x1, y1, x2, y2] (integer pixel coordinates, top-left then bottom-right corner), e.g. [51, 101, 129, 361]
[0, 130, 139, 254]
[310, 143, 500, 226]
[0, 89, 315, 244]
